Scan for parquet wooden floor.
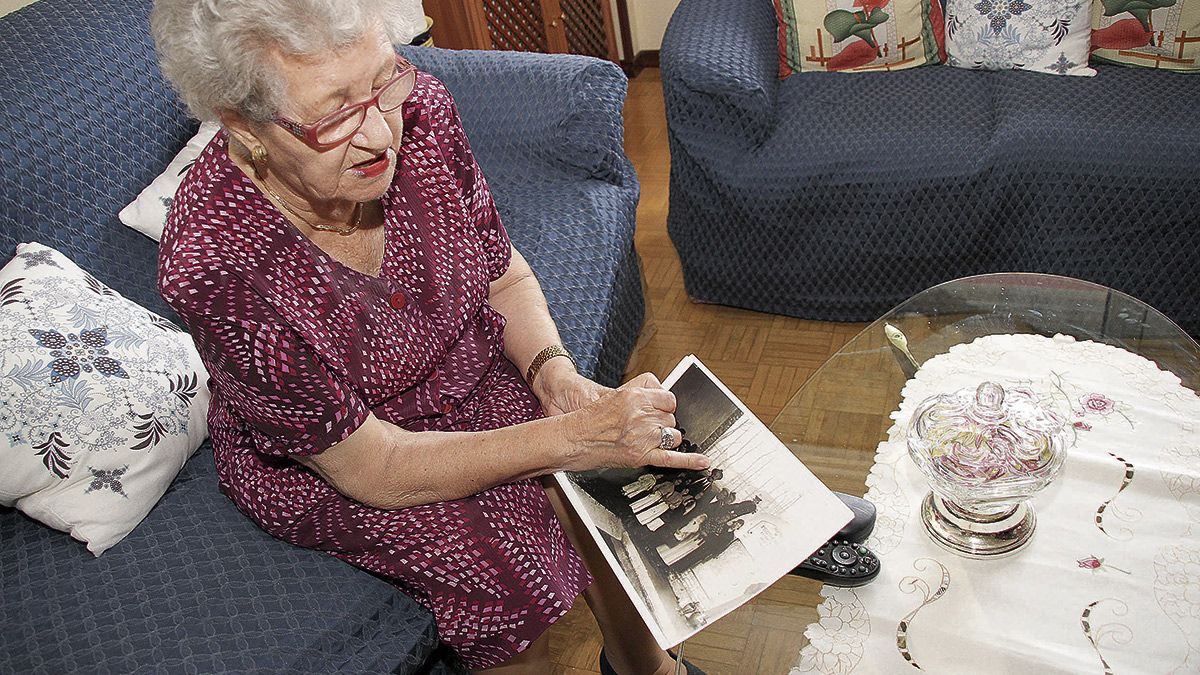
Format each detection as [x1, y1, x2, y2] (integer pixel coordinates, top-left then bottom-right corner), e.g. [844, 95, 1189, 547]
[544, 69, 868, 674]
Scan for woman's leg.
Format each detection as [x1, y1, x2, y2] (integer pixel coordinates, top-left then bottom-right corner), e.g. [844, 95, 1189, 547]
[542, 478, 679, 675]
[471, 627, 553, 675]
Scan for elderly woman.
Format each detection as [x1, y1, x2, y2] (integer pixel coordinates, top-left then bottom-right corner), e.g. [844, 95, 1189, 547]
[149, 1, 708, 673]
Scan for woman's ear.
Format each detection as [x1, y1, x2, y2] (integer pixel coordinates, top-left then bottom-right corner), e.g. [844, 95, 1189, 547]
[219, 109, 270, 179]
[218, 108, 261, 155]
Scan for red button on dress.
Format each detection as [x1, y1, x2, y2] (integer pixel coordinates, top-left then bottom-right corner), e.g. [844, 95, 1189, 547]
[389, 291, 406, 309]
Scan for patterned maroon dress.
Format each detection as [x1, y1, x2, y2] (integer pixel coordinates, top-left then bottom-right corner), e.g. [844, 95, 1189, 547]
[157, 72, 592, 669]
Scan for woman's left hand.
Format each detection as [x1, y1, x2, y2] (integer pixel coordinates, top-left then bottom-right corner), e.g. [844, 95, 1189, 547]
[534, 358, 611, 416]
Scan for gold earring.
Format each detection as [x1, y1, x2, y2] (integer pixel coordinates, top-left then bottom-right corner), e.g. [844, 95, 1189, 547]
[250, 145, 268, 180]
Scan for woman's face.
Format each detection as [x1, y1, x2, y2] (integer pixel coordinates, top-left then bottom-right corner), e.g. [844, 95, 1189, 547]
[241, 28, 404, 209]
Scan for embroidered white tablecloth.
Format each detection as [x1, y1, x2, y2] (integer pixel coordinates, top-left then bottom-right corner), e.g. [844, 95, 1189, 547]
[793, 334, 1200, 675]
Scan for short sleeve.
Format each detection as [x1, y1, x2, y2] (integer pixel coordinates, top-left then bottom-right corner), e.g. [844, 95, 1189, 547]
[160, 266, 369, 458]
[426, 76, 513, 282]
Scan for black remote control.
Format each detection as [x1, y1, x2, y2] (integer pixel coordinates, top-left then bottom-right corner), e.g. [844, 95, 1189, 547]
[790, 539, 881, 587]
[834, 491, 876, 544]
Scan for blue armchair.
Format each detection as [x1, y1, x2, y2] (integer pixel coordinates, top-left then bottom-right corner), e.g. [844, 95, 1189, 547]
[0, 0, 640, 671]
[662, 0, 1200, 334]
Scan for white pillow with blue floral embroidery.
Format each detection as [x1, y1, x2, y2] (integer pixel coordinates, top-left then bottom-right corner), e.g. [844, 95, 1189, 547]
[945, 0, 1097, 76]
[0, 243, 210, 555]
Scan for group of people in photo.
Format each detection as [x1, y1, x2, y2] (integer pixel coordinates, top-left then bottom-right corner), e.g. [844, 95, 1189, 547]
[610, 434, 763, 574]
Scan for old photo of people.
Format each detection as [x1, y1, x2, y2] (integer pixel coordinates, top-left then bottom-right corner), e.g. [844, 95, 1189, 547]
[554, 355, 853, 648]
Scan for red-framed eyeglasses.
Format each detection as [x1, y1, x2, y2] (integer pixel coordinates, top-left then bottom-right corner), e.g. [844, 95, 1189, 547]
[273, 55, 417, 151]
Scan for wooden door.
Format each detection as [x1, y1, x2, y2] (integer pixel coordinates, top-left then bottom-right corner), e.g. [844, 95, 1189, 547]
[478, 0, 553, 52]
[560, 0, 618, 61]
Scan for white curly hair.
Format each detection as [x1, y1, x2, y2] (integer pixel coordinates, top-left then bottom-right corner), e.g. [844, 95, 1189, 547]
[151, 0, 411, 123]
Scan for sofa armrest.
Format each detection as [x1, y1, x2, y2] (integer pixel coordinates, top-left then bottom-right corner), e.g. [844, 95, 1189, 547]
[401, 46, 630, 186]
[661, 0, 781, 147]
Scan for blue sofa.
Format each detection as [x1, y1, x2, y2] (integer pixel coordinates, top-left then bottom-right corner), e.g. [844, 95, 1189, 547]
[662, 0, 1200, 335]
[0, 0, 641, 672]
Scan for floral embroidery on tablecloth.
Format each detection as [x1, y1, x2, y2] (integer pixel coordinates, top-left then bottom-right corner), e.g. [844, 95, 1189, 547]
[1153, 544, 1200, 675]
[863, 425, 912, 556]
[1077, 391, 1135, 427]
[1081, 393, 1116, 414]
[1077, 555, 1131, 575]
[1161, 444, 1200, 522]
[794, 587, 870, 675]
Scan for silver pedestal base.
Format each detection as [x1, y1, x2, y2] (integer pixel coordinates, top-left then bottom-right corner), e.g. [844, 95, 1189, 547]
[920, 493, 1036, 559]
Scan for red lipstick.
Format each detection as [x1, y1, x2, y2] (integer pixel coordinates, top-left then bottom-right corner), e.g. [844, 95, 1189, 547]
[351, 150, 392, 178]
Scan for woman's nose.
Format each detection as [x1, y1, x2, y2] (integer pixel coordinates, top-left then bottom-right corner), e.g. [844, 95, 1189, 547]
[355, 103, 394, 148]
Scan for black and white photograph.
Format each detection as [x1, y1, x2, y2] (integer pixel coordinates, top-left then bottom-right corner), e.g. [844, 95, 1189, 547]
[554, 355, 853, 648]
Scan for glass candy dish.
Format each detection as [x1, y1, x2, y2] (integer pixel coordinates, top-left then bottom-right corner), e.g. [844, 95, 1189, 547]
[907, 382, 1069, 558]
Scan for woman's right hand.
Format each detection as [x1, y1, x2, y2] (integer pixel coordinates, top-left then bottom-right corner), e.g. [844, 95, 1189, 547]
[558, 373, 711, 472]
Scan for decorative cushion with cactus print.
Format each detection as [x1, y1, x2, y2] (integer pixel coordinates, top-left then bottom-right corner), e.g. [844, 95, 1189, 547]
[1092, 0, 1200, 71]
[0, 243, 209, 555]
[773, 0, 946, 76]
[945, 0, 1097, 75]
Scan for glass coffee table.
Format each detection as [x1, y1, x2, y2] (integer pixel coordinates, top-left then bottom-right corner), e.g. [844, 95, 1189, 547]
[698, 273, 1200, 673]
[770, 273, 1200, 497]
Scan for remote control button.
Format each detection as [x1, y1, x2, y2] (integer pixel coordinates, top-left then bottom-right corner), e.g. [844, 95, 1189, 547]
[833, 545, 858, 565]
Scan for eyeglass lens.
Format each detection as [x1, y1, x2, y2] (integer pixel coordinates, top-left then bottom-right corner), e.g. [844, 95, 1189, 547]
[314, 68, 416, 145]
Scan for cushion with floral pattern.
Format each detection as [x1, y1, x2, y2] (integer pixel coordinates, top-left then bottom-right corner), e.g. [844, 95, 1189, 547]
[0, 242, 210, 555]
[945, 0, 1097, 76]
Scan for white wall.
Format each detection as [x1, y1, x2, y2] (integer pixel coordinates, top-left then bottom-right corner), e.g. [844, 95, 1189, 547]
[627, 0, 680, 54]
[0, 0, 38, 17]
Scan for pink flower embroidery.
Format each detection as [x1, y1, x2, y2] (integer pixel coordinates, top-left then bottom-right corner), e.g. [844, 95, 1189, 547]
[1074, 421, 1092, 431]
[1077, 555, 1130, 574]
[1080, 393, 1116, 415]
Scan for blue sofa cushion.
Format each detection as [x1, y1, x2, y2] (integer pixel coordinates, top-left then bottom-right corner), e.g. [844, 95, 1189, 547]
[0, 446, 440, 674]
